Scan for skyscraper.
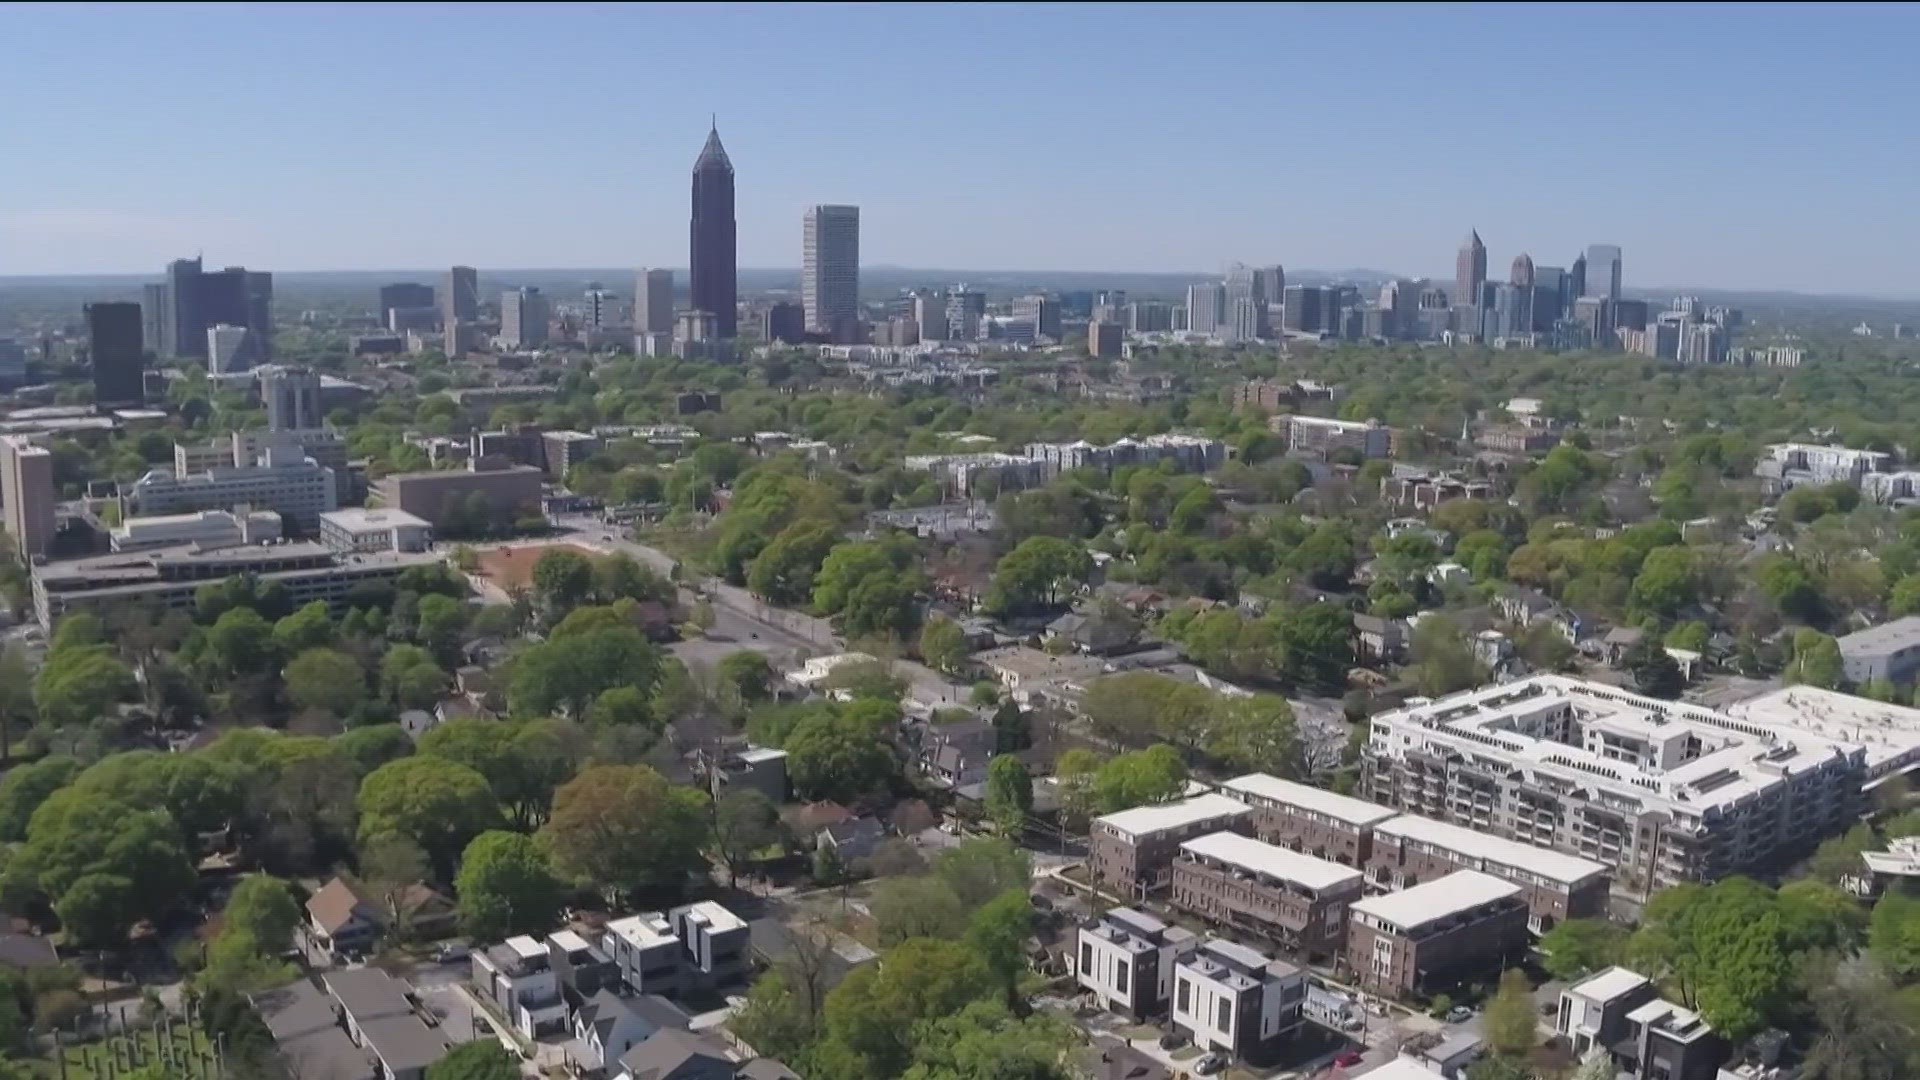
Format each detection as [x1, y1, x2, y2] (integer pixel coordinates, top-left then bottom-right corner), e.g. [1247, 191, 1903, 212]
[501, 287, 550, 348]
[763, 302, 805, 345]
[1187, 282, 1227, 335]
[1511, 254, 1535, 289]
[690, 122, 738, 338]
[1254, 266, 1286, 311]
[1224, 264, 1271, 340]
[1012, 295, 1061, 340]
[634, 268, 674, 335]
[944, 287, 986, 341]
[443, 266, 478, 327]
[1583, 245, 1623, 300]
[142, 258, 272, 360]
[86, 302, 145, 407]
[379, 282, 435, 327]
[802, 204, 860, 340]
[207, 324, 258, 374]
[1569, 253, 1588, 301]
[0, 435, 55, 562]
[914, 291, 948, 341]
[1454, 230, 1487, 306]
[260, 365, 323, 432]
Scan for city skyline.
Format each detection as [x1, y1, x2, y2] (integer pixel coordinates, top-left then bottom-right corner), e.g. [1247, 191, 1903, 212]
[6, 5, 1920, 293]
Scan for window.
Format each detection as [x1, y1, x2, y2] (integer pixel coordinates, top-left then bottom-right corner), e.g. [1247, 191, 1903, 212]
[1177, 978, 1190, 1014]
[1218, 998, 1232, 1033]
[1082, 943, 1092, 974]
[1115, 962, 1128, 995]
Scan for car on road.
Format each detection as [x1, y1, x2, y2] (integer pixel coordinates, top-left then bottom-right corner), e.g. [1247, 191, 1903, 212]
[1332, 1050, 1365, 1068]
[1447, 1005, 1473, 1023]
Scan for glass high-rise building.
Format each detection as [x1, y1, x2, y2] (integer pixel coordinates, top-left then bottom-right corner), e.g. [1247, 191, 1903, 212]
[1583, 245, 1622, 300]
[690, 124, 738, 339]
[802, 204, 860, 340]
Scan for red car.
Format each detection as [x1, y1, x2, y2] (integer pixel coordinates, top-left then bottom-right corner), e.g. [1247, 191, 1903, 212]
[1332, 1051, 1365, 1068]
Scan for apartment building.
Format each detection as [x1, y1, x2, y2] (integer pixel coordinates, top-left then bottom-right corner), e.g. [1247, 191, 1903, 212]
[901, 452, 1046, 500]
[1170, 831, 1363, 960]
[1363, 675, 1865, 892]
[1345, 870, 1528, 997]
[1367, 815, 1609, 932]
[1022, 433, 1227, 480]
[1269, 414, 1393, 460]
[1076, 908, 1198, 1018]
[1834, 616, 1920, 687]
[1755, 442, 1890, 493]
[1219, 773, 1397, 867]
[1091, 793, 1254, 900]
[1170, 939, 1306, 1064]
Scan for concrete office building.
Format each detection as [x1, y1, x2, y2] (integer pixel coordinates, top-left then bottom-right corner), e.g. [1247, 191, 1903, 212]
[762, 302, 805, 346]
[634, 268, 674, 335]
[1455, 230, 1487, 306]
[1089, 320, 1124, 359]
[1188, 282, 1227, 335]
[501, 287, 550, 348]
[0, 338, 24, 391]
[1363, 674, 1870, 892]
[206, 324, 260, 374]
[1170, 831, 1364, 959]
[128, 444, 339, 533]
[1346, 870, 1529, 997]
[374, 463, 544, 530]
[1756, 442, 1891, 492]
[32, 542, 445, 632]
[690, 124, 738, 338]
[1091, 793, 1254, 900]
[378, 283, 434, 324]
[1584, 244, 1624, 300]
[540, 430, 600, 481]
[1367, 814, 1610, 932]
[142, 257, 273, 361]
[442, 266, 478, 351]
[0, 436, 56, 561]
[913, 291, 948, 341]
[802, 204, 860, 340]
[260, 365, 324, 432]
[319, 508, 433, 554]
[1219, 773, 1396, 866]
[1170, 939, 1305, 1063]
[86, 302, 146, 407]
[1270, 414, 1393, 460]
[111, 508, 281, 552]
[1012, 294, 1061, 341]
[1076, 908, 1198, 1019]
[944, 287, 985, 342]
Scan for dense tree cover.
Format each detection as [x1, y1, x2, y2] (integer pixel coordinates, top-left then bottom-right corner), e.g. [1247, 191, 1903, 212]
[539, 764, 709, 905]
[357, 756, 502, 881]
[454, 831, 563, 942]
[427, 1040, 520, 1080]
[1157, 604, 1353, 691]
[983, 755, 1033, 834]
[1080, 673, 1299, 773]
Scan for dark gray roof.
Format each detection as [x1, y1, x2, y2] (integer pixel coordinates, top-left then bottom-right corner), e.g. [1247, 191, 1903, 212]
[0, 932, 57, 970]
[823, 817, 884, 846]
[279, 1027, 374, 1080]
[322, 967, 412, 1021]
[694, 126, 733, 173]
[579, 988, 688, 1041]
[619, 1028, 736, 1080]
[357, 1015, 449, 1074]
[252, 979, 340, 1042]
[737, 1060, 800, 1080]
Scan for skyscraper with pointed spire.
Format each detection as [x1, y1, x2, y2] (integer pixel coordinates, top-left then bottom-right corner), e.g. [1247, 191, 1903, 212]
[1454, 229, 1487, 306]
[690, 120, 737, 338]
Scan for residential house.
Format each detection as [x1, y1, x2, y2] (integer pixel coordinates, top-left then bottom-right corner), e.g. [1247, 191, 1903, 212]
[322, 968, 450, 1080]
[817, 817, 886, 863]
[472, 935, 568, 1037]
[1091, 793, 1255, 900]
[1353, 614, 1408, 664]
[1604, 627, 1648, 666]
[252, 979, 377, 1080]
[696, 745, 789, 803]
[548, 928, 623, 1004]
[916, 716, 997, 788]
[1045, 608, 1139, 655]
[306, 878, 388, 957]
[1170, 938, 1307, 1064]
[603, 914, 686, 998]
[1615, 999, 1726, 1080]
[1076, 908, 1199, 1018]
[747, 918, 878, 996]
[1082, 1036, 1173, 1080]
[616, 1029, 737, 1080]
[1495, 588, 1579, 641]
[0, 931, 58, 971]
[669, 902, 750, 989]
[1345, 871, 1529, 997]
[1557, 967, 1655, 1059]
[566, 991, 690, 1080]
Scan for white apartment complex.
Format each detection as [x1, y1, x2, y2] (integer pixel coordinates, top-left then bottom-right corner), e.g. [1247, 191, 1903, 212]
[1270, 415, 1393, 460]
[1363, 674, 1869, 891]
[1755, 442, 1891, 492]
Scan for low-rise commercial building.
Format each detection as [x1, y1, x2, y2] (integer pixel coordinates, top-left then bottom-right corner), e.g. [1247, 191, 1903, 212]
[128, 443, 338, 532]
[1076, 908, 1198, 1018]
[110, 508, 281, 551]
[1270, 415, 1393, 460]
[320, 508, 434, 553]
[1345, 870, 1528, 997]
[1367, 815, 1610, 933]
[1835, 617, 1920, 687]
[1091, 793, 1254, 900]
[1219, 773, 1396, 867]
[373, 462, 544, 529]
[1170, 938, 1306, 1063]
[1171, 831, 1363, 960]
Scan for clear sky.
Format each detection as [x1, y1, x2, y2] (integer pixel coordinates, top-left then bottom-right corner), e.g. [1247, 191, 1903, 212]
[3, 2, 1917, 293]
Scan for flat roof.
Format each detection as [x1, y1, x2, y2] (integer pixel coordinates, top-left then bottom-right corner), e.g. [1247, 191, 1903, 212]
[1348, 870, 1520, 932]
[1180, 831, 1363, 892]
[1569, 967, 1650, 1004]
[1095, 793, 1252, 840]
[1222, 773, 1397, 828]
[677, 900, 747, 933]
[1377, 814, 1608, 886]
[1353, 1060, 1447, 1080]
[1836, 616, 1920, 657]
[320, 507, 431, 531]
[1726, 685, 1920, 774]
[550, 929, 593, 953]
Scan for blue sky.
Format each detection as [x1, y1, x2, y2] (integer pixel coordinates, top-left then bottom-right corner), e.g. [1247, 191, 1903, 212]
[2, 2, 1916, 293]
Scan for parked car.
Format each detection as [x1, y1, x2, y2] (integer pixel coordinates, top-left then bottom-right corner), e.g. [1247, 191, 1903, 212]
[1332, 1050, 1365, 1068]
[1447, 1005, 1473, 1023]
[434, 942, 471, 963]
[1194, 1053, 1227, 1075]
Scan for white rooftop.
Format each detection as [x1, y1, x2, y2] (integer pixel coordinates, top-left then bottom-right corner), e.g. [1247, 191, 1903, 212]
[504, 935, 543, 959]
[1095, 793, 1252, 840]
[678, 900, 746, 933]
[1727, 684, 1920, 779]
[1180, 830, 1364, 892]
[320, 507, 431, 532]
[549, 929, 593, 953]
[1362, 1062, 1454, 1080]
[1568, 966, 1650, 1004]
[1222, 773, 1397, 828]
[1349, 870, 1520, 932]
[1377, 814, 1609, 886]
[736, 746, 787, 765]
[606, 912, 676, 948]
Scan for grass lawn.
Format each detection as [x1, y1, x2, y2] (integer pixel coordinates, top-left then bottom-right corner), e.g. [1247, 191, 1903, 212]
[51, 1022, 218, 1080]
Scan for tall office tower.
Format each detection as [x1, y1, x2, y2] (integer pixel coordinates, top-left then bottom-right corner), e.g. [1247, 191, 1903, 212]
[634, 268, 675, 335]
[142, 258, 273, 360]
[1012, 294, 1061, 340]
[86, 301, 145, 407]
[802, 204, 860, 339]
[0, 435, 55, 561]
[1583, 244, 1623, 300]
[379, 283, 435, 324]
[914, 291, 948, 341]
[689, 122, 738, 338]
[207, 324, 259, 374]
[1532, 266, 1568, 322]
[1124, 301, 1172, 333]
[1254, 266, 1286, 311]
[1379, 279, 1421, 337]
[944, 287, 986, 341]
[501, 287, 550, 348]
[261, 365, 323, 432]
[763, 302, 805, 345]
[1187, 281, 1227, 334]
[1224, 264, 1270, 339]
[1511, 254, 1535, 289]
[443, 266, 479, 328]
[1281, 285, 1324, 334]
[1454, 230, 1487, 306]
[583, 287, 619, 331]
[145, 257, 201, 358]
[1569, 253, 1588, 301]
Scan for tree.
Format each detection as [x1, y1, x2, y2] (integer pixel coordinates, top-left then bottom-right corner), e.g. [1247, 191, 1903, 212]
[1628, 546, 1698, 622]
[840, 572, 922, 637]
[356, 757, 502, 882]
[454, 831, 562, 943]
[1870, 892, 1920, 983]
[55, 873, 137, 950]
[712, 790, 783, 887]
[1759, 556, 1826, 623]
[822, 938, 991, 1078]
[1411, 613, 1483, 696]
[1788, 631, 1846, 689]
[748, 522, 840, 605]
[872, 876, 970, 945]
[1629, 879, 1793, 1041]
[359, 833, 431, 898]
[0, 756, 80, 842]
[985, 537, 1091, 616]
[1093, 745, 1186, 813]
[1797, 956, 1920, 1080]
[415, 594, 470, 660]
[1289, 523, 1358, 590]
[1206, 695, 1300, 775]
[509, 627, 661, 719]
[1275, 604, 1355, 689]
[1540, 919, 1626, 981]
[919, 618, 969, 676]
[427, 1040, 520, 1080]
[271, 601, 335, 655]
[785, 714, 899, 804]
[381, 644, 447, 711]
[934, 838, 1032, 910]
[901, 1001, 1076, 1080]
[1484, 968, 1539, 1058]
[1627, 639, 1685, 698]
[284, 648, 368, 716]
[531, 549, 595, 617]
[1665, 620, 1711, 653]
[813, 540, 904, 616]
[33, 642, 137, 727]
[11, 791, 196, 926]
[333, 725, 415, 776]
[716, 650, 774, 706]
[984, 756, 1033, 834]
[540, 765, 709, 905]
[965, 890, 1035, 1011]
[224, 875, 301, 954]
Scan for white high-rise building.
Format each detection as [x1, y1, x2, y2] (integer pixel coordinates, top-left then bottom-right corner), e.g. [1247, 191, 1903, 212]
[634, 268, 674, 335]
[501, 287, 550, 348]
[1187, 282, 1226, 335]
[803, 205, 860, 339]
